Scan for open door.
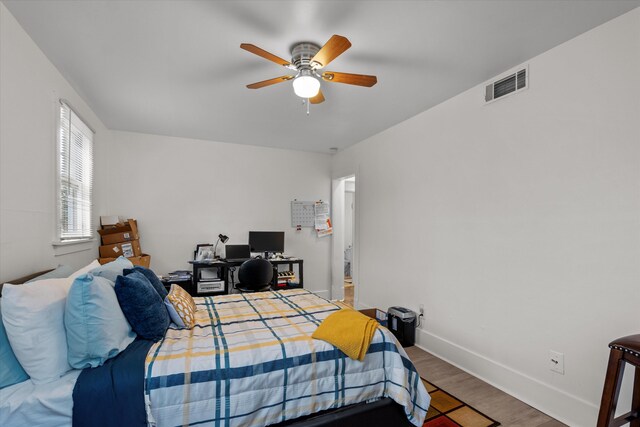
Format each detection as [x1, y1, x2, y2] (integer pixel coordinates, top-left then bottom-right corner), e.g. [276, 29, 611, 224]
[331, 175, 356, 305]
[343, 177, 355, 306]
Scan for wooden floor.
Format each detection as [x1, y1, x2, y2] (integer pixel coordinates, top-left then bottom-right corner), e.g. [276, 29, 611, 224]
[406, 346, 567, 427]
[343, 282, 354, 307]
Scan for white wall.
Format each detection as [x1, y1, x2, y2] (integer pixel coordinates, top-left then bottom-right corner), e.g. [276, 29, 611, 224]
[0, 3, 109, 282]
[102, 130, 332, 296]
[333, 9, 640, 427]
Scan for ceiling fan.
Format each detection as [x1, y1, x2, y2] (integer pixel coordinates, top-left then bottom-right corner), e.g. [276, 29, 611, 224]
[240, 35, 377, 108]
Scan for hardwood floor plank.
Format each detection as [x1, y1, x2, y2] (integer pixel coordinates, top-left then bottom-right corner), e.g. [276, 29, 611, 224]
[406, 346, 567, 427]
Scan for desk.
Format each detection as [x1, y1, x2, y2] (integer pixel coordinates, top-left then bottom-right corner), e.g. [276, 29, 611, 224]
[189, 258, 304, 297]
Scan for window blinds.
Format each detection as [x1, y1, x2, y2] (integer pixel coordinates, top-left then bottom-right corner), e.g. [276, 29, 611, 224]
[58, 101, 94, 241]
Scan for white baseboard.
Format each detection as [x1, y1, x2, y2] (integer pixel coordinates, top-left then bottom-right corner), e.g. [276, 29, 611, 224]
[415, 328, 597, 427]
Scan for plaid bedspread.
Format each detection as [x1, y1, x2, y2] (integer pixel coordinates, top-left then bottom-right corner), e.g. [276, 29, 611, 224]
[144, 289, 430, 427]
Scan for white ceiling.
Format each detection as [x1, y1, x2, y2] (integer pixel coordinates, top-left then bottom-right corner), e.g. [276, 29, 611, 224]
[4, 0, 638, 153]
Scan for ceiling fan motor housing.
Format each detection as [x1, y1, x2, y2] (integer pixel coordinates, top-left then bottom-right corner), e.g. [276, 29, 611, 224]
[290, 42, 321, 71]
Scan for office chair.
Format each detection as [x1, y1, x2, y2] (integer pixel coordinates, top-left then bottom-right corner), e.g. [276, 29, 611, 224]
[235, 258, 274, 293]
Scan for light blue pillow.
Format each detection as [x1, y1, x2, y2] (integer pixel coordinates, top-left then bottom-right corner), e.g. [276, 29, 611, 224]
[25, 265, 74, 283]
[64, 274, 136, 369]
[0, 300, 30, 389]
[164, 296, 186, 328]
[90, 256, 133, 283]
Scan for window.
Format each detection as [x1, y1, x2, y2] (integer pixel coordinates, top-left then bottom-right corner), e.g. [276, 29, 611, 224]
[57, 101, 94, 242]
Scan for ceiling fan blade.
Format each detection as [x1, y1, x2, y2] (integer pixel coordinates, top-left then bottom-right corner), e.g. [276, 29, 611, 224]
[240, 43, 292, 67]
[322, 71, 377, 87]
[246, 75, 293, 89]
[311, 35, 351, 68]
[309, 90, 325, 104]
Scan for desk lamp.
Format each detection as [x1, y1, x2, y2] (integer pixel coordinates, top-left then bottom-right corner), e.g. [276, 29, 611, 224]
[214, 234, 229, 259]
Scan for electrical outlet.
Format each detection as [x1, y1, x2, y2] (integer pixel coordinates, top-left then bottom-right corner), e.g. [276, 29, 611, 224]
[418, 304, 424, 316]
[549, 350, 564, 374]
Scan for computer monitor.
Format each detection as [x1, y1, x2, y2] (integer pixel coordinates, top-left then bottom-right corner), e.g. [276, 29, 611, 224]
[249, 231, 284, 257]
[224, 244, 251, 260]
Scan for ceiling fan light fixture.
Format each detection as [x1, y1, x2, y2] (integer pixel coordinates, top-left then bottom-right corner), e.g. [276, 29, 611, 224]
[293, 74, 320, 98]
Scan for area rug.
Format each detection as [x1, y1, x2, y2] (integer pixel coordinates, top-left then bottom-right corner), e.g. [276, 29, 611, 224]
[422, 378, 500, 427]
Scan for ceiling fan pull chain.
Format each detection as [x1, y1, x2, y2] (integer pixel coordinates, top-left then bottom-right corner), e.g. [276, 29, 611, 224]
[306, 99, 310, 115]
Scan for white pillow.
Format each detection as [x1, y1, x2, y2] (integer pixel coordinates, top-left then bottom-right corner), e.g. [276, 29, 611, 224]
[1, 278, 73, 383]
[69, 259, 101, 280]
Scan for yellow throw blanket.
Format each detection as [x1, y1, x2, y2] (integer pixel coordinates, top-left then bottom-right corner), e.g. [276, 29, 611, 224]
[312, 309, 379, 361]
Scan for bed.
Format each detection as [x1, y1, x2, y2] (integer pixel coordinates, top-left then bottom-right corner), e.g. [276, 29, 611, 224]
[1, 271, 429, 427]
[0, 369, 80, 426]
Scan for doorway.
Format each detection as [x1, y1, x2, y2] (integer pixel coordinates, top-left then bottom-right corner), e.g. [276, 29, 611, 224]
[343, 177, 355, 306]
[331, 174, 356, 305]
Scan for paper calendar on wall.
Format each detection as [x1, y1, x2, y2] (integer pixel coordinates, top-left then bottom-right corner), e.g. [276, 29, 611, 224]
[291, 201, 315, 227]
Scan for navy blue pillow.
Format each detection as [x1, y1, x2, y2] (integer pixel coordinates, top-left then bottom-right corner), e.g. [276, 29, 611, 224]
[114, 272, 169, 341]
[123, 266, 168, 299]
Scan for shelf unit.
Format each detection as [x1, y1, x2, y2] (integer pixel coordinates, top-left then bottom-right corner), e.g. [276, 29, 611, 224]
[188, 258, 304, 296]
[189, 261, 227, 296]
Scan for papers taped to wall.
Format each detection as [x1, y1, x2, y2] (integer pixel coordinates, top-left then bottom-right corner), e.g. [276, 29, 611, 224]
[314, 201, 332, 237]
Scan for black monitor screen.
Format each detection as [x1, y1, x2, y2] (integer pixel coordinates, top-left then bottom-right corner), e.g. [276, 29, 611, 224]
[249, 231, 285, 253]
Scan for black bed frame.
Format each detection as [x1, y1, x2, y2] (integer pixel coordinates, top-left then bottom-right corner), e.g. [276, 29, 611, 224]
[276, 397, 414, 426]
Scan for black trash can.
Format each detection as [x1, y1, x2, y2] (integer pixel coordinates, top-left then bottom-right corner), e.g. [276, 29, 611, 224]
[387, 307, 416, 347]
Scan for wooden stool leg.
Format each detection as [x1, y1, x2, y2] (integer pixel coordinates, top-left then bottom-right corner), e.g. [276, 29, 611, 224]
[597, 348, 626, 427]
[631, 366, 640, 427]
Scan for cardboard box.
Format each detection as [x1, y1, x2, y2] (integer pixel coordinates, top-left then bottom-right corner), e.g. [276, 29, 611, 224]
[98, 219, 139, 244]
[99, 239, 141, 258]
[97, 218, 148, 268]
[99, 254, 151, 268]
[100, 230, 137, 245]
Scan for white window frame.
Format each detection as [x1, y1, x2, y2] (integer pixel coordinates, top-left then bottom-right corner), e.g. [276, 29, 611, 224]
[54, 99, 95, 245]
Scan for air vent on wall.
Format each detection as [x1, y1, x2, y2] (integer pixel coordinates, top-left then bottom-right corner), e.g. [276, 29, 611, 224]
[485, 66, 527, 103]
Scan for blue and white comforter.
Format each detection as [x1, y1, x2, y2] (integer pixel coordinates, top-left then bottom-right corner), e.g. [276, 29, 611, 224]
[144, 289, 429, 426]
